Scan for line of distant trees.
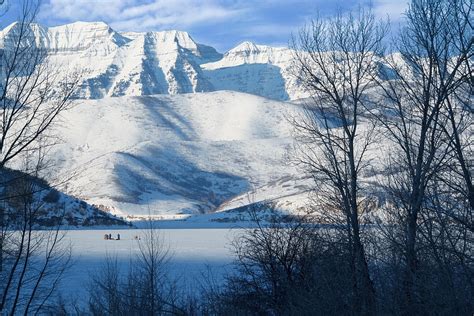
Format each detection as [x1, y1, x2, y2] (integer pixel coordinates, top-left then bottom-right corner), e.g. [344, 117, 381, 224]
[0, 0, 472, 315]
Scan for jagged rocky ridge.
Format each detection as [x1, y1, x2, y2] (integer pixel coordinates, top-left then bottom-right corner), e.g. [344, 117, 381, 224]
[0, 21, 307, 101]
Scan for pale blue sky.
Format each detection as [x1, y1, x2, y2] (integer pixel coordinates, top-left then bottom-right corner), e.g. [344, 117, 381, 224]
[1, 0, 408, 52]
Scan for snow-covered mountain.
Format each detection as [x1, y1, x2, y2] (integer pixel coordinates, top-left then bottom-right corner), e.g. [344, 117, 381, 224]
[202, 41, 307, 100]
[51, 91, 311, 219]
[0, 21, 335, 222]
[0, 21, 305, 101]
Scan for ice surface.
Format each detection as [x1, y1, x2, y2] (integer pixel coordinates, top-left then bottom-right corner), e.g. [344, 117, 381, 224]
[61, 229, 237, 305]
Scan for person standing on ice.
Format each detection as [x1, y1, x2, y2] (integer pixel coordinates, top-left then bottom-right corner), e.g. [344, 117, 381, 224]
[117, 233, 120, 240]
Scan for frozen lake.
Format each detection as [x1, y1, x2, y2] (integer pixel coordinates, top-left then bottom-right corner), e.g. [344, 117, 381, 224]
[61, 228, 239, 305]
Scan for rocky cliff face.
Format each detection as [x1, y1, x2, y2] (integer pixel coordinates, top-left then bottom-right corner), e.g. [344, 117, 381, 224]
[0, 21, 308, 101]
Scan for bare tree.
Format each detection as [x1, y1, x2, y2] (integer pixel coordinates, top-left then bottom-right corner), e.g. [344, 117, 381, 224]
[371, 0, 473, 313]
[0, 157, 72, 314]
[0, 0, 80, 314]
[88, 220, 184, 315]
[207, 203, 319, 314]
[231, 204, 317, 314]
[291, 8, 387, 314]
[436, 0, 473, 226]
[0, 1, 79, 169]
[133, 222, 172, 315]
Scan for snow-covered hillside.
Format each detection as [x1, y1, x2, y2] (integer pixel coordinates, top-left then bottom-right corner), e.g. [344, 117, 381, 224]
[0, 21, 306, 101]
[51, 91, 311, 218]
[0, 167, 128, 227]
[0, 21, 330, 221]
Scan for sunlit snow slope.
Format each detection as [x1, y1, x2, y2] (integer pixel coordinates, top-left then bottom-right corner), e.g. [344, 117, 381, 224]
[53, 91, 310, 218]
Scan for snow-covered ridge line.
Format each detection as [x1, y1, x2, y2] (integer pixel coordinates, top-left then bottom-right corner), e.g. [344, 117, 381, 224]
[0, 21, 305, 100]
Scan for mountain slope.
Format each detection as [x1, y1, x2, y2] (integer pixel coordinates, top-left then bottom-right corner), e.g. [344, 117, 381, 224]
[201, 42, 307, 100]
[0, 21, 394, 223]
[0, 21, 306, 101]
[0, 167, 128, 227]
[50, 91, 308, 218]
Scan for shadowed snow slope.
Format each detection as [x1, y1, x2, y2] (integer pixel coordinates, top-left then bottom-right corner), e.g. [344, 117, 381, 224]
[52, 91, 308, 218]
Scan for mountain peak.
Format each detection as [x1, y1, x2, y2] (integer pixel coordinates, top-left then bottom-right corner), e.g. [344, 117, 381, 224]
[60, 21, 109, 28]
[0, 21, 45, 35]
[229, 41, 260, 53]
[48, 21, 114, 34]
[145, 30, 196, 48]
[1, 21, 19, 32]
[0, 22, 48, 49]
[46, 21, 130, 50]
[141, 29, 221, 62]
